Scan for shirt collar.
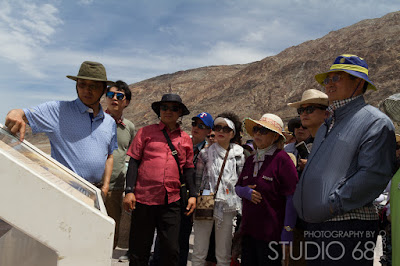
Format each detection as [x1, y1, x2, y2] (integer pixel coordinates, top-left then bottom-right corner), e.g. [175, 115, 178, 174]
[194, 140, 206, 151]
[253, 144, 277, 162]
[105, 109, 125, 126]
[158, 121, 182, 135]
[327, 94, 363, 116]
[75, 98, 104, 119]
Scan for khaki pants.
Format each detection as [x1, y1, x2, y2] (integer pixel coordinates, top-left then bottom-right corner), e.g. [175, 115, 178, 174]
[104, 190, 124, 249]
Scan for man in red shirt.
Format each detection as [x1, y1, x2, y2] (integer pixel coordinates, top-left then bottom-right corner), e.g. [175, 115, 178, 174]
[123, 94, 196, 266]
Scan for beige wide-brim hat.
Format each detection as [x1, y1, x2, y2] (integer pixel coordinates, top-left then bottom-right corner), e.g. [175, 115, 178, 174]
[381, 93, 400, 122]
[244, 113, 285, 141]
[287, 89, 329, 109]
[67, 61, 114, 86]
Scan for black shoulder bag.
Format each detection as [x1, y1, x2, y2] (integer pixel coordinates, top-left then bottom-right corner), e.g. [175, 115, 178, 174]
[162, 128, 188, 208]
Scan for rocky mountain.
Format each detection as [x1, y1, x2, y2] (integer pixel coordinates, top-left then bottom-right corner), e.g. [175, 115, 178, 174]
[122, 11, 400, 134]
[26, 11, 400, 147]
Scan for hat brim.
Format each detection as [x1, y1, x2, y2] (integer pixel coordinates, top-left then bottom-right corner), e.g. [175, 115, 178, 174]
[381, 93, 400, 122]
[192, 116, 213, 128]
[67, 75, 115, 86]
[244, 118, 285, 141]
[151, 101, 190, 117]
[287, 98, 329, 109]
[315, 69, 376, 91]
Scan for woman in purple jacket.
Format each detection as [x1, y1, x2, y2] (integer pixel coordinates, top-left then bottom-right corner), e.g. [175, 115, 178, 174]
[235, 113, 298, 266]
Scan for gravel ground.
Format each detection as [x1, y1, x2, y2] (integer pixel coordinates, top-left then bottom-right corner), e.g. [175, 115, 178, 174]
[0, 219, 383, 265]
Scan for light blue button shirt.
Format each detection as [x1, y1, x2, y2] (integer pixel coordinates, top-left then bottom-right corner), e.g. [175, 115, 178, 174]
[24, 98, 118, 183]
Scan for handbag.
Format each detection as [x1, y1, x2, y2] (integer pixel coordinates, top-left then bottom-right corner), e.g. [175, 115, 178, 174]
[162, 128, 188, 208]
[194, 147, 230, 220]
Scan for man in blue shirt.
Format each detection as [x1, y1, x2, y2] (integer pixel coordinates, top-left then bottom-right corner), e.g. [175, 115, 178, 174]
[5, 61, 118, 196]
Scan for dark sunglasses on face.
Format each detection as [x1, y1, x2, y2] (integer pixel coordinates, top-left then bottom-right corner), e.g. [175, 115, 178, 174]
[253, 126, 272, 135]
[323, 75, 341, 85]
[160, 105, 181, 112]
[213, 124, 233, 133]
[106, 91, 125, 100]
[191, 121, 209, 129]
[207, 134, 216, 138]
[297, 105, 326, 115]
[294, 124, 307, 130]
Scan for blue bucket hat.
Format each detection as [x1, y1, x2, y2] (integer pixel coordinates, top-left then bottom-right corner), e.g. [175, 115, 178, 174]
[192, 112, 214, 128]
[315, 54, 376, 91]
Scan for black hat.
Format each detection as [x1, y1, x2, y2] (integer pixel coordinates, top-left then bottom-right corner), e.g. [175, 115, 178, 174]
[151, 93, 190, 117]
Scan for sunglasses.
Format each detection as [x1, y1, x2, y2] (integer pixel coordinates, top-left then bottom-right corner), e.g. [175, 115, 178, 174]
[160, 105, 181, 112]
[294, 124, 307, 130]
[252, 126, 272, 135]
[323, 75, 341, 85]
[106, 91, 125, 100]
[207, 134, 216, 138]
[192, 121, 209, 129]
[297, 105, 326, 115]
[214, 124, 233, 133]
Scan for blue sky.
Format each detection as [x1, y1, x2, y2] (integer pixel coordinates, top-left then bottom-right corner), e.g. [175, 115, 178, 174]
[1, 0, 399, 122]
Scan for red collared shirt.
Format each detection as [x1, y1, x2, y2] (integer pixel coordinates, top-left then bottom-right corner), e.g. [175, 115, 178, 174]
[127, 122, 194, 205]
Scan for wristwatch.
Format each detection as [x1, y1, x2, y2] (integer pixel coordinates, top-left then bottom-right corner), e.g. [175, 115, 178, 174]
[284, 226, 293, 232]
[124, 186, 134, 194]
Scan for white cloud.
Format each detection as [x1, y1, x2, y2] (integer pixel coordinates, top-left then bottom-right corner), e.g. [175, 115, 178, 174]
[0, 0, 62, 78]
[203, 41, 269, 65]
[1, 0, 400, 121]
[78, 0, 94, 6]
[158, 26, 177, 35]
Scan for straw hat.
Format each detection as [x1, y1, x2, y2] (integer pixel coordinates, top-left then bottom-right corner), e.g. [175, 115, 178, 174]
[315, 54, 376, 91]
[244, 113, 285, 140]
[67, 61, 114, 85]
[287, 89, 329, 109]
[381, 93, 400, 122]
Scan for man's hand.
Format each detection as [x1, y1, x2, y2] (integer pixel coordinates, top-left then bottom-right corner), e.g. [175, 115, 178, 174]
[5, 109, 27, 141]
[123, 193, 136, 211]
[248, 184, 262, 204]
[101, 185, 109, 197]
[185, 197, 196, 216]
[298, 158, 307, 171]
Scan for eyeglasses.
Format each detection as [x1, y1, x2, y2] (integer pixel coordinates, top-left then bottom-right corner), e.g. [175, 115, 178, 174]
[192, 121, 209, 129]
[294, 124, 307, 130]
[77, 81, 103, 91]
[323, 75, 341, 85]
[106, 91, 125, 100]
[297, 105, 326, 115]
[207, 134, 215, 138]
[213, 124, 233, 133]
[160, 105, 181, 112]
[252, 126, 272, 135]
